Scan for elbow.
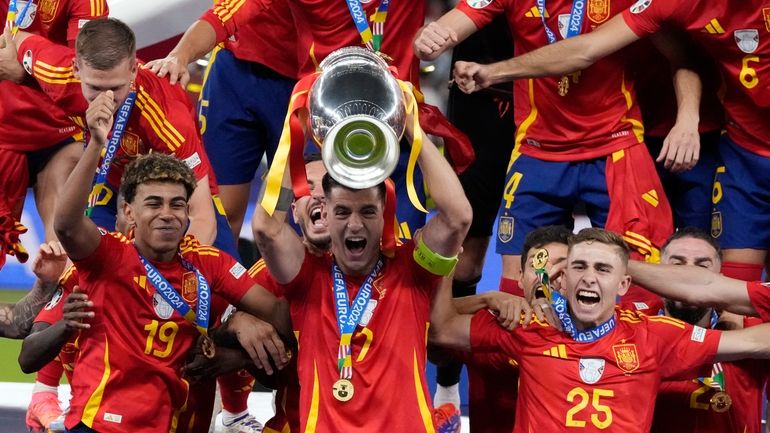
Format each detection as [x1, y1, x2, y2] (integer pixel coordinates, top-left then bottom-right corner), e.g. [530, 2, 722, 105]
[18, 347, 39, 374]
[449, 202, 473, 237]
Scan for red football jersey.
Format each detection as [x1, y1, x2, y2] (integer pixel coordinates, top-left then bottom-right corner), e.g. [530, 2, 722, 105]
[16, 35, 214, 189]
[248, 258, 300, 433]
[199, 0, 299, 79]
[651, 316, 768, 433]
[746, 281, 770, 322]
[456, 0, 645, 161]
[465, 352, 520, 433]
[278, 242, 441, 432]
[211, 0, 423, 84]
[65, 232, 253, 432]
[0, 0, 107, 152]
[471, 308, 721, 433]
[622, 0, 770, 156]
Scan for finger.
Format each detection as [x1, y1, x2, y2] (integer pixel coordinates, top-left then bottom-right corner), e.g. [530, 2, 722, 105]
[270, 333, 289, 366]
[63, 311, 95, 321]
[533, 303, 546, 323]
[521, 302, 533, 328]
[656, 139, 669, 163]
[66, 320, 91, 329]
[179, 71, 191, 88]
[448, 27, 459, 43]
[255, 344, 273, 375]
[52, 241, 66, 257]
[72, 285, 83, 294]
[547, 307, 561, 330]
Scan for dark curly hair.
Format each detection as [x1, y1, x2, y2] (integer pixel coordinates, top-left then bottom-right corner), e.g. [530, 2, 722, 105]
[119, 153, 197, 204]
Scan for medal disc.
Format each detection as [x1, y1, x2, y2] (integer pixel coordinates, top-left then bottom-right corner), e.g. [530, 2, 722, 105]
[710, 391, 732, 413]
[332, 378, 355, 402]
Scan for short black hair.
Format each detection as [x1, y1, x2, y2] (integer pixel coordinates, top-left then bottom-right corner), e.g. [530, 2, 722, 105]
[662, 226, 722, 259]
[520, 226, 573, 269]
[321, 173, 386, 203]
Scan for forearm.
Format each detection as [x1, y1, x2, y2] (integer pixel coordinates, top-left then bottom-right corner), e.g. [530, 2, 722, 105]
[0, 281, 58, 339]
[53, 140, 99, 243]
[18, 322, 72, 372]
[672, 67, 701, 126]
[485, 40, 594, 83]
[629, 261, 755, 315]
[429, 278, 472, 351]
[416, 135, 471, 255]
[187, 181, 217, 244]
[168, 20, 218, 66]
[716, 323, 770, 363]
[453, 293, 492, 315]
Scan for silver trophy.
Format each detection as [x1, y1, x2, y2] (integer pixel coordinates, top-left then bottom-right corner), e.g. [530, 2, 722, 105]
[309, 47, 404, 189]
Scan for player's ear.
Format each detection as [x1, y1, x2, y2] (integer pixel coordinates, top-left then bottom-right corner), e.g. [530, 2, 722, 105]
[124, 201, 136, 226]
[72, 57, 80, 78]
[617, 274, 632, 297]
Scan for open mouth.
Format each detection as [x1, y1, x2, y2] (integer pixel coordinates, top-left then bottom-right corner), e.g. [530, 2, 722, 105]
[345, 237, 367, 254]
[309, 206, 323, 226]
[576, 290, 600, 306]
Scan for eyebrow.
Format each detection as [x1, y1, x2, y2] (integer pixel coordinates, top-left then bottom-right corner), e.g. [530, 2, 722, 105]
[668, 255, 713, 264]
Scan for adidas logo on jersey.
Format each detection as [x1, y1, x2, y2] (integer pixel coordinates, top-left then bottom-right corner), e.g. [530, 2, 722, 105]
[543, 344, 568, 359]
[702, 18, 725, 34]
[525, 6, 549, 18]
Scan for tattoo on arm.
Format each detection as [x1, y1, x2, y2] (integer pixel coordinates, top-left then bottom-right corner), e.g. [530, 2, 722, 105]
[0, 282, 57, 339]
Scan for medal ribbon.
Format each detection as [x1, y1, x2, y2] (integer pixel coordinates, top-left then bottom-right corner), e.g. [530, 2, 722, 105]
[86, 88, 137, 216]
[697, 310, 726, 391]
[536, 267, 616, 342]
[137, 249, 212, 336]
[332, 259, 383, 379]
[536, 0, 585, 45]
[344, 0, 391, 52]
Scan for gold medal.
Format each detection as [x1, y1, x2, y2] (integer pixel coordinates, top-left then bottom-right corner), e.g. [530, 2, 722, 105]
[710, 391, 732, 413]
[532, 248, 549, 270]
[201, 335, 216, 359]
[332, 378, 354, 402]
[558, 76, 570, 96]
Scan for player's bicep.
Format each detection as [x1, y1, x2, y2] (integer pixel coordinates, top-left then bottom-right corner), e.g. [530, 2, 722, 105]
[715, 324, 770, 362]
[429, 312, 472, 352]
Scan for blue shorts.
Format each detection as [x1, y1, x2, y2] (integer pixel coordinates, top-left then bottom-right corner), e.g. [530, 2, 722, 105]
[199, 48, 296, 185]
[88, 183, 240, 259]
[647, 130, 720, 231]
[711, 135, 770, 249]
[495, 153, 610, 255]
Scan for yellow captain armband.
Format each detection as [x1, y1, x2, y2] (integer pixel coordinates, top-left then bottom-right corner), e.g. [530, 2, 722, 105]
[413, 236, 459, 276]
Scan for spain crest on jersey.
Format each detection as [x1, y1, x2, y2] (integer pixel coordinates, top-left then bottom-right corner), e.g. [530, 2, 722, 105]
[182, 271, 198, 303]
[587, 0, 610, 24]
[38, 0, 59, 24]
[734, 29, 759, 54]
[498, 215, 514, 243]
[710, 210, 723, 238]
[612, 343, 640, 373]
[120, 131, 141, 156]
[763, 8, 770, 33]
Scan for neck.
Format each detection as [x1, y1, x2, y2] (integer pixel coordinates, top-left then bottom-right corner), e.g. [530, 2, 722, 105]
[335, 254, 380, 278]
[571, 311, 614, 331]
[135, 239, 176, 262]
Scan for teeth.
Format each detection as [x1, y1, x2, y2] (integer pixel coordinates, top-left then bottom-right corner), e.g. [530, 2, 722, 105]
[578, 290, 599, 299]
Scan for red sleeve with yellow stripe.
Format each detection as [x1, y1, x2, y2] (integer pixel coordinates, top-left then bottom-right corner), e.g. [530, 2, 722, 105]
[132, 69, 211, 182]
[64, 0, 109, 46]
[16, 35, 88, 116]
[199, 0, 268, 44]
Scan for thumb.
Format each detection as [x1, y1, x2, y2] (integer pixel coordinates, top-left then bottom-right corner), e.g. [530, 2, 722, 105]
[72, 285, 82, 294]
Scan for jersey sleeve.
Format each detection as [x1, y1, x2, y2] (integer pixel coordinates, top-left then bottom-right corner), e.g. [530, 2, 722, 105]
[621, 0, 687, 37]
[470, 309, 522, 361]
[134, 71, 211, 181]
[73, 229, 131, 283]
[34, 266, 78, 324]
[16, 35, 87, 114]
[248, 258, 283, 297]
[645, 315, 721, 380]
[746, 281, 770, 322]
[455, 0, 507, 31]
[203, 251, 255, 306]
[65, 0, 109, 46]
[199, 0, 267, 44]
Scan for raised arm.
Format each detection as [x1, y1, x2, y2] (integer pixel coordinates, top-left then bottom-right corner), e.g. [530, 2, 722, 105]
[413, 125, 472, 258]
[251, 165, 307, 284]
[186, 174, 217, 245]
[453, 14, 641, 93]
[53, 92, 115, 260]
[628, 260, 756, 316]
[144, 20, 217, 86]
[413, 9, 477, 61]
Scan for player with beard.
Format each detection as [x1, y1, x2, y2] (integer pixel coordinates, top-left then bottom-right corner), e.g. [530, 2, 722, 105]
[431, 227, 770, 433]
[628, 227, 769, 433]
